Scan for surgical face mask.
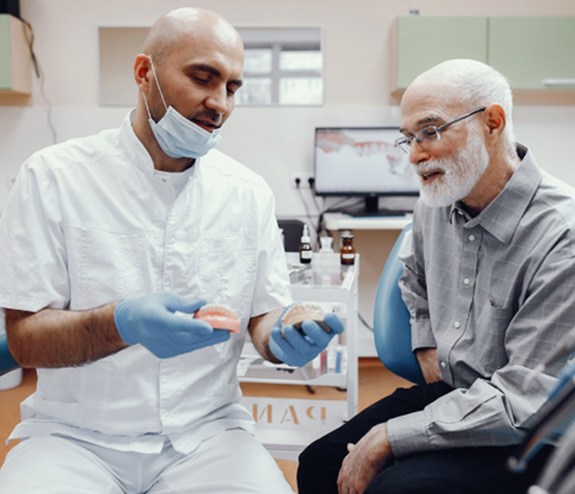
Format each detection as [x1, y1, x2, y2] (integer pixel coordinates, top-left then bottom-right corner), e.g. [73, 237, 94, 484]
[143, 60, 222, 159]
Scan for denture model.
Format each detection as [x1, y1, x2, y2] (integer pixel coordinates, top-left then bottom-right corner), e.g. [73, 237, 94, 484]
[194, 303, 241, 333]
[281, 303, 331, 336]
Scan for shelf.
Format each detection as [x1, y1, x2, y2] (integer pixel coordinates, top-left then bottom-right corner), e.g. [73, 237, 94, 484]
[324, 212, 412, 231]
[239, 355, 348, 387]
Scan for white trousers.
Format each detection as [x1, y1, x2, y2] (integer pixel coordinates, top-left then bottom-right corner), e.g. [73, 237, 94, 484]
[0, 429, 294, 494]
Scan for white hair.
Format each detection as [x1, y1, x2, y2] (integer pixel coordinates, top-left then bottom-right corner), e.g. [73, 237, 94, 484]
[411, 59, 516, 154]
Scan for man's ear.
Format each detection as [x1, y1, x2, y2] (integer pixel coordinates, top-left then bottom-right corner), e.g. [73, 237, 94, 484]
[484, 104, 506, 136]
[134, 54, 152, 89]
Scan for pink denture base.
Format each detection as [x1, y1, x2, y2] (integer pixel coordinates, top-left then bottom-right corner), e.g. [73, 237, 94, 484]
[194, 312, 241, 333]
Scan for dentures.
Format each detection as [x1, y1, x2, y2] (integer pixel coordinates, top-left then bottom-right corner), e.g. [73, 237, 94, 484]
[194, 303, 241, 333]
[281, 303, 331, 336]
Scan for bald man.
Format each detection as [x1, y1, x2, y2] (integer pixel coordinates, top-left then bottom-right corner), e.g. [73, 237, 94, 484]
[0, 7, 345, 493]
[298, 59, 575, 494]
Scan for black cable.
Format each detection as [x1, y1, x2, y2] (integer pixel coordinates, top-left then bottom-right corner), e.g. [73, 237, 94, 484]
[315, 196, 365, 241]
[297, 186, 318, 241]
[358, 311, 374, 332]
[20, 17, 58, 144]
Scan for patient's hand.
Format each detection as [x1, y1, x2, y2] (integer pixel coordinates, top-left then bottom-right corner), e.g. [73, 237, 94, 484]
[416, 347, 442, 383]
[337, 423, 392, 494]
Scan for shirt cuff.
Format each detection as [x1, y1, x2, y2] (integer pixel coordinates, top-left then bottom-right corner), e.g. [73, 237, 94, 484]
[387, 410, 429, 458]
[411, 319, 436, 350]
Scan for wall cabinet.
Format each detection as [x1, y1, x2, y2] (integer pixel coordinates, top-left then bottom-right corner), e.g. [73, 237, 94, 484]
[0, 14, 32, 94]
[393, 16, 575, 93]
[394, 16, 488, 90]
[489, 17, 575, 90]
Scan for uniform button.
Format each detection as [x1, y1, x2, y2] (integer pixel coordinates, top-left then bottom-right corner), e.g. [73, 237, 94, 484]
[440, 361, 447, 368]
[468, 234, 476, 242]
[454, 321, 461, 329]
[463, 278, 470, 285]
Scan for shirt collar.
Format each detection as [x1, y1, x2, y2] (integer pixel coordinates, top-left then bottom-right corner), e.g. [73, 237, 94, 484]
[119, 110, 201, 180]
[116, 110, 155, 176]
[450, 144, 543, 244]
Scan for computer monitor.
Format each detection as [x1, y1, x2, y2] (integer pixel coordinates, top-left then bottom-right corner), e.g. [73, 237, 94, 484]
[313, 127, 420, 215]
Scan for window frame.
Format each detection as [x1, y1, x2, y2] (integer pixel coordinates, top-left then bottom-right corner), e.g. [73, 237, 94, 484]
[237, 27, 323, 107]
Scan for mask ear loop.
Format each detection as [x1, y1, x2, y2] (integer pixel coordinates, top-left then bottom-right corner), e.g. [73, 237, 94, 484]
[146, 56, 169, 112]
[142, 93, 154, 121]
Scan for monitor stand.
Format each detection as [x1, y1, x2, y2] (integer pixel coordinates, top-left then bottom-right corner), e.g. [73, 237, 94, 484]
[348, 196, 410, 217]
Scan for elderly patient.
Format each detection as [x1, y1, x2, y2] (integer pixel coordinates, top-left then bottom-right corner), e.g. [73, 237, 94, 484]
[297, 58, 575, 494]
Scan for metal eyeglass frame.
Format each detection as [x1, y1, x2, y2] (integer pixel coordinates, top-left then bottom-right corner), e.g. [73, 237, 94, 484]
[394, 107, 487, 153]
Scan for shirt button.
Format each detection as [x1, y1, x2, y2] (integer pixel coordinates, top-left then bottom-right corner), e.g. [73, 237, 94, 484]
[463, 278, 470, 285]
[440, 361, 447, 368]
[454, 321, 461, 329]
[468, 234, 476, 242]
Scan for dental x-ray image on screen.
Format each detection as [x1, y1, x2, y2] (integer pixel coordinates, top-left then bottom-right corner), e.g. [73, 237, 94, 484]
[313, 127, 420, 214]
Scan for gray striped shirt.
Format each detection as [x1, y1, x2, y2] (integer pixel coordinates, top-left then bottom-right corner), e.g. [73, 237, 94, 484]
[389, 146, 575, 457]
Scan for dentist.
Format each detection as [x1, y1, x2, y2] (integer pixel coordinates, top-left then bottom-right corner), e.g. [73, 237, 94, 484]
[0, 7, 342, 493]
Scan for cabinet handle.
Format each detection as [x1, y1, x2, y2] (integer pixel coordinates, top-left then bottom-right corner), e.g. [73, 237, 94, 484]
[542, 78, 575, 87]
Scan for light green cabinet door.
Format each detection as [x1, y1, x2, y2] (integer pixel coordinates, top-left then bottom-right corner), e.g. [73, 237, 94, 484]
[488, 17, 575, 90]
[0, 14, 31, 94]
[395, 16, 488, 90]
[0, 15, 13, 90]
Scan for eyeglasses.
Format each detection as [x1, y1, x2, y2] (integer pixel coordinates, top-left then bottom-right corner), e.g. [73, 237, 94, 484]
[395, 107, 486, 153]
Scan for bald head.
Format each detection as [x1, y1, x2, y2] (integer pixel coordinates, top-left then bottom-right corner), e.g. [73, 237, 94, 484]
[131, 7, 244, 168]
[143, 7, 243, 65]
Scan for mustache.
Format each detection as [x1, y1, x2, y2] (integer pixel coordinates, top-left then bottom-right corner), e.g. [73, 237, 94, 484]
[417, 161, 447, 176]
[192, 110, 222, 127]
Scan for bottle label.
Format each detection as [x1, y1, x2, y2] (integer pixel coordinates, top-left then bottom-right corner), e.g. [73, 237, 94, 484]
[341, 253, 355, 260]
[300, 251, 313, 260]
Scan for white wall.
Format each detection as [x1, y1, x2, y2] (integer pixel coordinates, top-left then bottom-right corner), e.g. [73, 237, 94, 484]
[1, 0, 575, 354]
[2, 0, 574, 211]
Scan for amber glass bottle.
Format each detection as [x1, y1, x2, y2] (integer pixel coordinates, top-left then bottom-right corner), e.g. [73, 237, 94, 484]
[340, 230, 355, 266]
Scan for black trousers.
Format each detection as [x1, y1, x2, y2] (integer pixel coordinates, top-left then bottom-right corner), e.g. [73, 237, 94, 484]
[297, 382, 552, 494]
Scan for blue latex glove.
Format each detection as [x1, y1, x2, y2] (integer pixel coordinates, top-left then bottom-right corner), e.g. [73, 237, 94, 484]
[269, 308, 345, 367]
[114, 292, 230, 359]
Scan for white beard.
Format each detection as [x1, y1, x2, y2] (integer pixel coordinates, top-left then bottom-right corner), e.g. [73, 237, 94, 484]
[417, 131, 489, 208]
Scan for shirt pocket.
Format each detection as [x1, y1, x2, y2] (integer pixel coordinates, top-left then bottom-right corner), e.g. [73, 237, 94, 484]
[186, 231, 256, 320]
[475, 299, 514, 370]
[65, 225, 151, 309]
[486, 299, 513, 320]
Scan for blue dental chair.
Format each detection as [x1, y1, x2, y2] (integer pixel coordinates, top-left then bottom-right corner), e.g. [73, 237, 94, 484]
[1, 309, 21, 389]
[0, 333, 19, 376]
[373, 223, 425, 385]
